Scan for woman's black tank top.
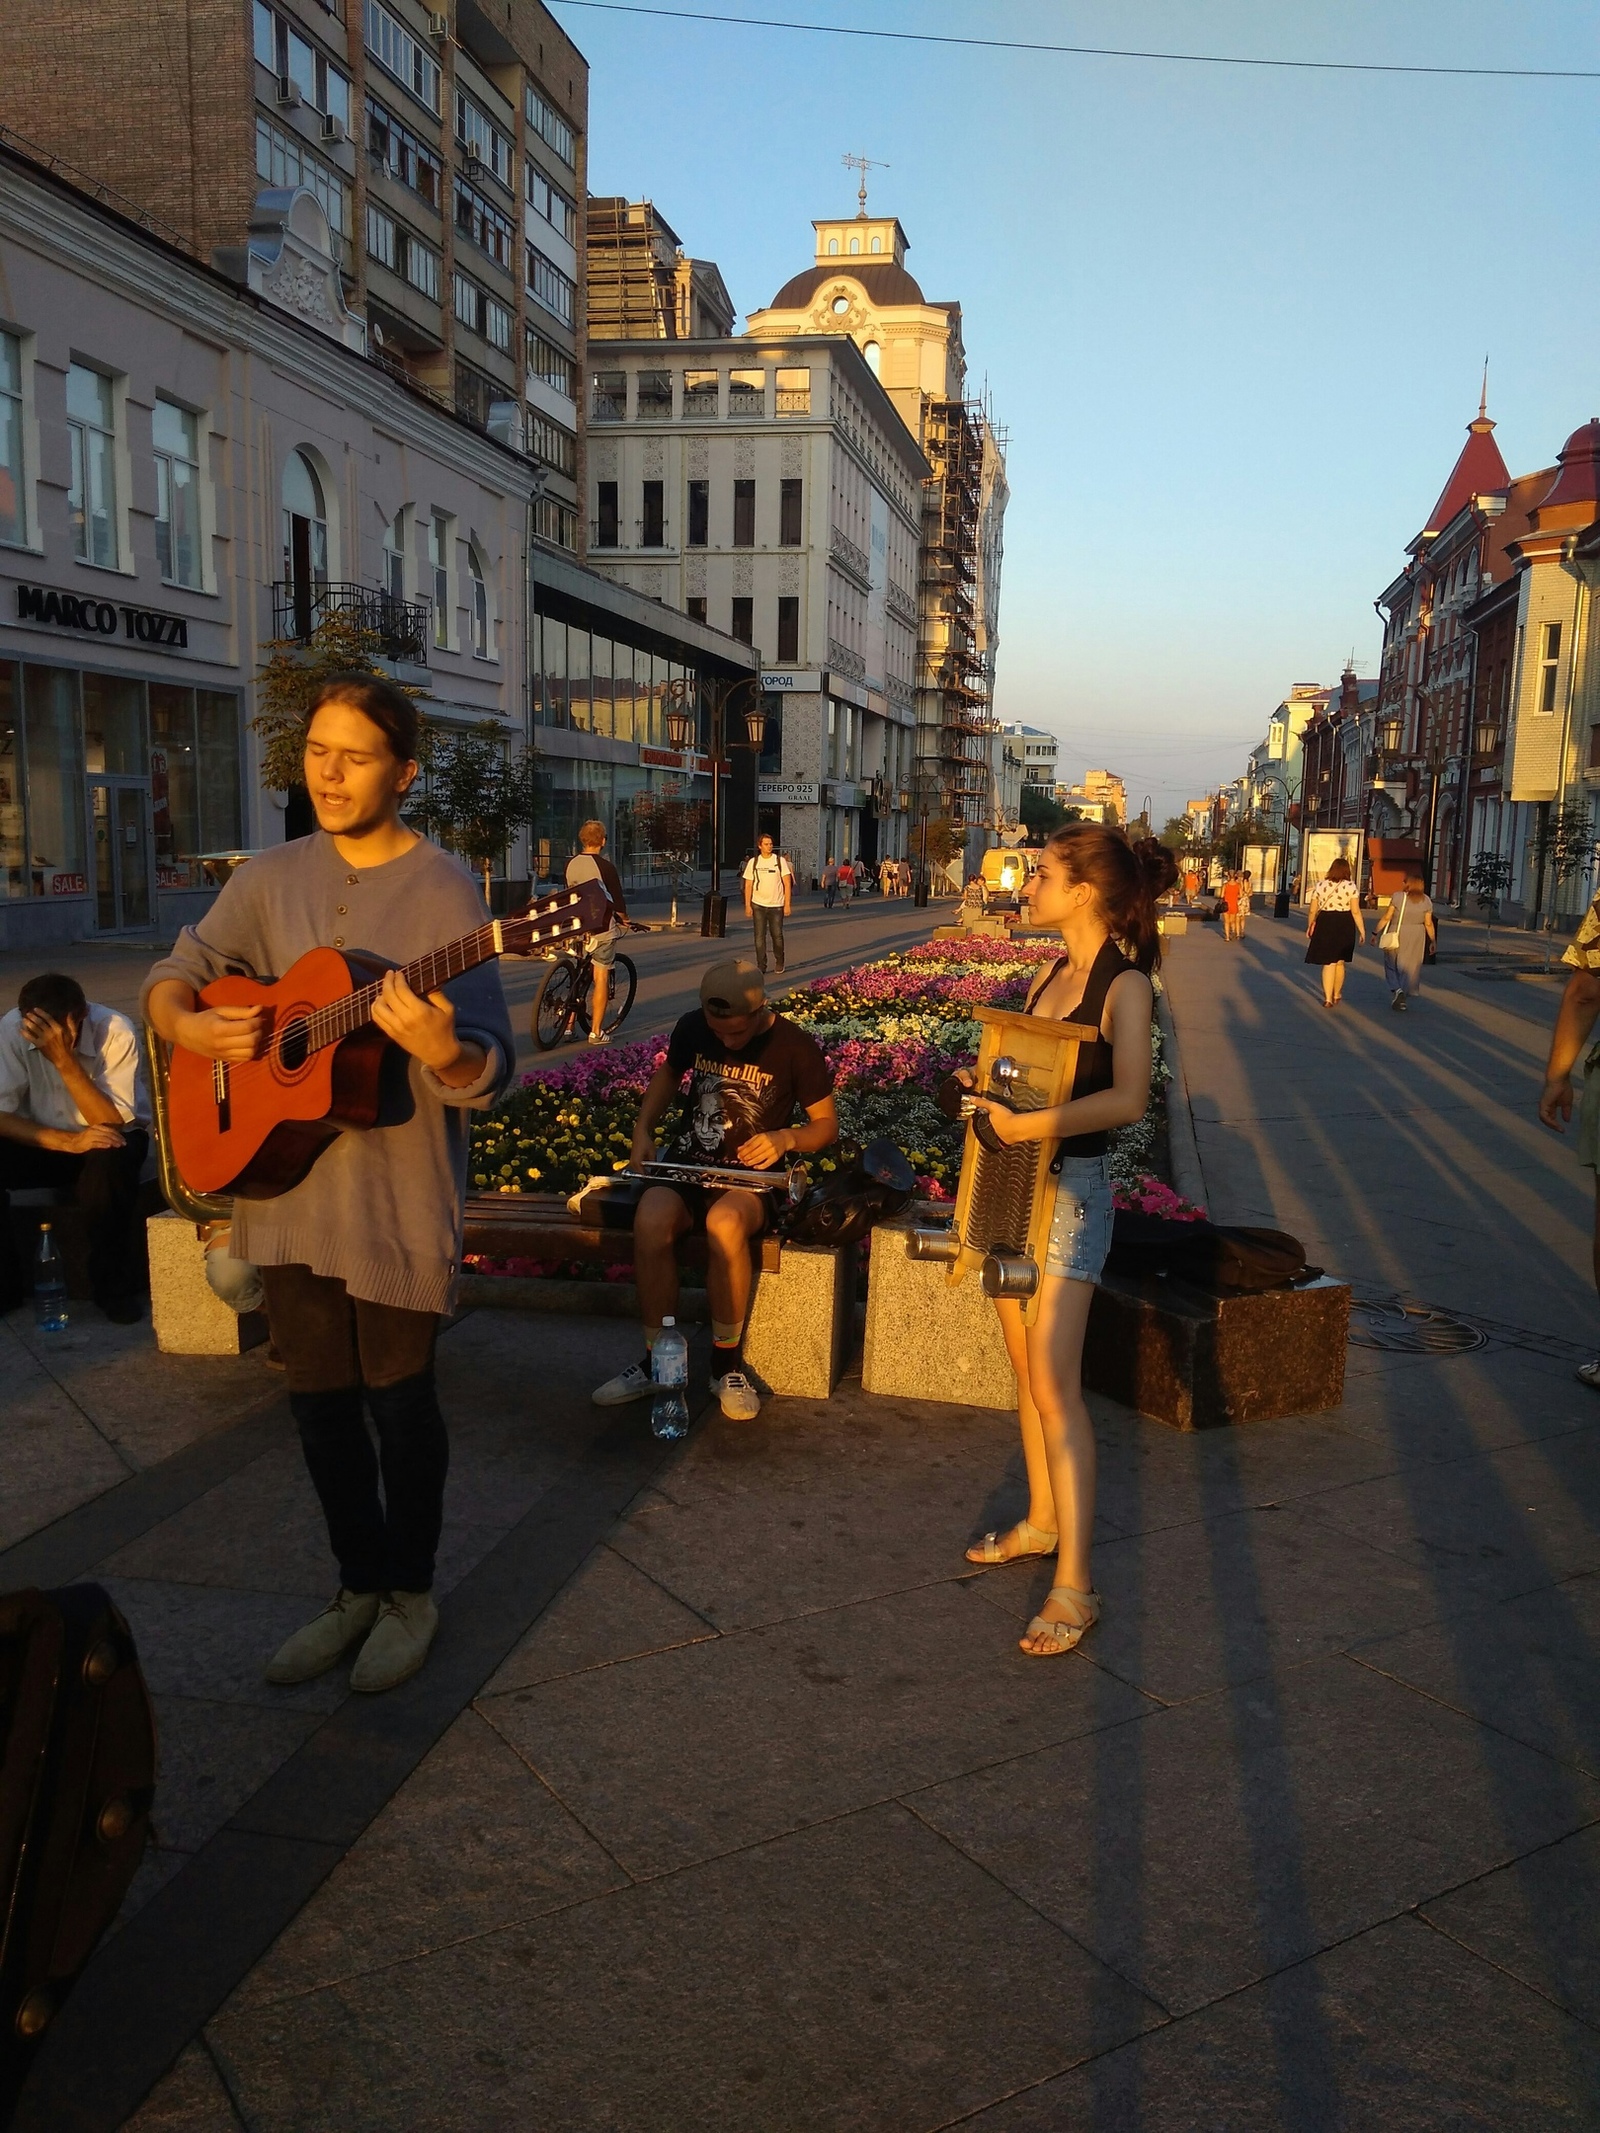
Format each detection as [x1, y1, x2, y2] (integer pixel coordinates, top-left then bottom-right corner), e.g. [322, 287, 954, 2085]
[1028, 935, 1133, 1159]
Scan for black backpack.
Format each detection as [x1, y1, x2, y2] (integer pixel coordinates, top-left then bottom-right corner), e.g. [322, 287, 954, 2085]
[1107, 1213, 1314, 1294]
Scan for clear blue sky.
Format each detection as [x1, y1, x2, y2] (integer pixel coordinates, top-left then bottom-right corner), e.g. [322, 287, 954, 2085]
[550, 0, 1600, 825]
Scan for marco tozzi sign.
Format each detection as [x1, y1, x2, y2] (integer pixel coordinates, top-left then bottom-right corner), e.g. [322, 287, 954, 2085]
[14, 583, 191, 648]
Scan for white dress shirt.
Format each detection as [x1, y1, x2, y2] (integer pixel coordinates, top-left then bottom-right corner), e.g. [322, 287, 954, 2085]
[0, 1003, 150, 1131]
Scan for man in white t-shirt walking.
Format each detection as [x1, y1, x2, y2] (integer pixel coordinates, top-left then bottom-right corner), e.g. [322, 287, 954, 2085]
[741, 833, 793, 977]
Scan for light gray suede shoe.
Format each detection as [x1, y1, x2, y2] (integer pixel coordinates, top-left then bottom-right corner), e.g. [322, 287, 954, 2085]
[349, 1589, 439, 1694]
[264, 1588, 380, 1685]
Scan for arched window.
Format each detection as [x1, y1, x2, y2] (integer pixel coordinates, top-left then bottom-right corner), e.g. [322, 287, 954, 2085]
[827, 237, 839, 255]
[282, 450, 328, 594]
[848, 236, 860, 255]
[468, 542, 492, 658]
[863, 341, 881, 377]
[869, 235, 881, 254]
[382, 507, 407, 600]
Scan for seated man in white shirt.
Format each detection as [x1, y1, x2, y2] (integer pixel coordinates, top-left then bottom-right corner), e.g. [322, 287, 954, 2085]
[0, 973, 151, 1321]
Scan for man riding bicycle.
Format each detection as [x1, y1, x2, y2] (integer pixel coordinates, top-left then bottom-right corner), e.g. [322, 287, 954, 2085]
[565, 819, 630, 1047]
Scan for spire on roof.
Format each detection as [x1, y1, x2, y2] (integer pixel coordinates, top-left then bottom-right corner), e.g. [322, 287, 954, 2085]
[1418, 393, 1510, 542]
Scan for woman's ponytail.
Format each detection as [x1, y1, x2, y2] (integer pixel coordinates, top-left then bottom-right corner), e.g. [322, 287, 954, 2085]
[1044, 824, 1178, 973]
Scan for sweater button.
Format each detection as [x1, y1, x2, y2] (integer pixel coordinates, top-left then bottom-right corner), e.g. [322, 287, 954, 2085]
[337, 905, 347, 914]
[334, 936, 344, 947]
[347, 874, 358, 885]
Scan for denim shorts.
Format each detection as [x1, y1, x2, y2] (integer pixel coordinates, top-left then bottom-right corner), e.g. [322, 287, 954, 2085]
[584, 927, 617, 968]
[1042, 1153, 1115, 1283]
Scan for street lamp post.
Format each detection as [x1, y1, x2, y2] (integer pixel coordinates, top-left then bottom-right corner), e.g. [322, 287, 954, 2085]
[663, 672, 768, 936]
[1252, 768, 1295, 919]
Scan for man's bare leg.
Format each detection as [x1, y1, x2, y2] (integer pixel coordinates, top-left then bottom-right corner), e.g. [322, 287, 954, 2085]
[589, 964, 610, 1039]
[632, 1186, 692, 1332]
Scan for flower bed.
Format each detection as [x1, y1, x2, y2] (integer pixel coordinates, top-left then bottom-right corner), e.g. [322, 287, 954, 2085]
[465, 938, 1201, 1279]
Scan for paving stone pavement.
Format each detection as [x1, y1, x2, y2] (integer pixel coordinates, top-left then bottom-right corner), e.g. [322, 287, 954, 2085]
[7, 911, 1599, 2129]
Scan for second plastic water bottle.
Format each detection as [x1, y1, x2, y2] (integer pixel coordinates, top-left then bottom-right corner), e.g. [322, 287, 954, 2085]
[33, 1222, 68, 1337]
[649, 1317, 690, 1440]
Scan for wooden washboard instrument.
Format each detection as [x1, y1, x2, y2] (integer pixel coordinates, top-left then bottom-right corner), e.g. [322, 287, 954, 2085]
[911, 1004, 1099, 1325]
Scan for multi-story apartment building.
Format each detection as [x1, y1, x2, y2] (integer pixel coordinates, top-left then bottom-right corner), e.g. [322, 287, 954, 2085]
[582, 333, 928, 874]
[996, 722, 1056, 796]
[0, 0, 587, 551]
[745, 210, 1007, 859]
[0, 140, 536, 945]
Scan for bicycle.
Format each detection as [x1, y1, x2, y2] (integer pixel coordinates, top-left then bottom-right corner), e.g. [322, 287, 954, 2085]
[530, 928, 642, 1050]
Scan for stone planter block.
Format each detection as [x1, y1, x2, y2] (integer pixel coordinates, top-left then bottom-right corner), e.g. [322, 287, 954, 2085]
[861, 1221, 1015, 1410]
[147, 1212, 267, 1356]
[741, 1242, 856, 1399]
[1083, 1271, 1349, 1430]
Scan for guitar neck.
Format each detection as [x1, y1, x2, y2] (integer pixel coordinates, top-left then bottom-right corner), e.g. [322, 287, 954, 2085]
[315, 921, 501, 1051]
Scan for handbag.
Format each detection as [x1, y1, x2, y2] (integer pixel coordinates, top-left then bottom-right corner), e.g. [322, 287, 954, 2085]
[1379, 891, 1406, 949]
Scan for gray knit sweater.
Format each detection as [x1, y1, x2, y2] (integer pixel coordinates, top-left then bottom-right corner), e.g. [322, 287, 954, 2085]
[143, 832, 513, 1314]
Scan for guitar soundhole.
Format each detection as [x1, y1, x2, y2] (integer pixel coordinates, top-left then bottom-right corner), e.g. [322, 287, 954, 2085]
[276, 1016, 311, 1075]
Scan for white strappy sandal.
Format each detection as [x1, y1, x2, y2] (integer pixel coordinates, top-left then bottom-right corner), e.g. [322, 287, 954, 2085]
[1020, 1585, 1102, 1657]
[965, 1519, 1058, 1566]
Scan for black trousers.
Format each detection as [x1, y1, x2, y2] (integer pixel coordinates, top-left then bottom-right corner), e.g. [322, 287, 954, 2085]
[751, 904, 785, 972]
[260, 1263, 447, 1595]
[0, 1130, 149, 1308]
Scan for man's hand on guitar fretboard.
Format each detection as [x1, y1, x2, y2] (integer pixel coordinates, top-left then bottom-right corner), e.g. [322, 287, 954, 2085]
[369, 969, 478, 1082]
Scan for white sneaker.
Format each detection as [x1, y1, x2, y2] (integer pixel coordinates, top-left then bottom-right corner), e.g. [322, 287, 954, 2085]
[349, 1589, 439, 1694]
[711, 1368, 761, 1422]
[593, 1358, 655, 1407]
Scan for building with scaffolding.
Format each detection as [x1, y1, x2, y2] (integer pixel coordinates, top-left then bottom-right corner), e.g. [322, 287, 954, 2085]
[746, 207, 1008, 863]
[587, 197, 735, 342]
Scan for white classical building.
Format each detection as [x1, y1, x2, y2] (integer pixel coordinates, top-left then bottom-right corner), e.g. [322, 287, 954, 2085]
[583, 335, 928, 874]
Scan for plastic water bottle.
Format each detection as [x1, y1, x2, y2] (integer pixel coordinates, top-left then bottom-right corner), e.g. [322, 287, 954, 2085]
[649, 1318, 690, 1440]
[33, 1222, 68, 1336]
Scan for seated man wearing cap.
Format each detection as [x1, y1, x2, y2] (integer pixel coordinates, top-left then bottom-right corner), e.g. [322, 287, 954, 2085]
[592, 956, 837, 1420]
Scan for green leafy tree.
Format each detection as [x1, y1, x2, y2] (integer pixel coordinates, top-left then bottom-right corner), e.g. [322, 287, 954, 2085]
[1159, 816, 1193, 853]
[1020, 789, 1074, 838]
[250, 610, 425, 794]
[1217, 811, 1273, 869]
[1464, 851, 1513, 939]
[914, 814, 965, 870]
[403, 720, 541, 906]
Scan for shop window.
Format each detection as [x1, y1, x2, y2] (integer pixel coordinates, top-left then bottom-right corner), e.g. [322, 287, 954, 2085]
[67, 363, 119, 568]
[150, 684, 200, 866]
[153, 400, 202, 588]
[22, 666, 87, 891]
[777, 596, 799, 663]
[83, 673, 146, 777]
[199, 691, 243, 850]
[567, 625, 590, 733]
[0, 335, 27, 547]
[733, 479, 755, 547]
[536, 613, 569, 727]
[0, 664, 22, 897]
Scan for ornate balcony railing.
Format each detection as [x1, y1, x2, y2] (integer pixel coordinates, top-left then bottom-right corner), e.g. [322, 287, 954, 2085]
[827, 638, 866, 680]
[272, 582, 430, 666]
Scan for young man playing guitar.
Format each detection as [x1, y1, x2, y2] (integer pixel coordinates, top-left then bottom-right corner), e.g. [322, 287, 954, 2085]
[144, 676, 513, 1693]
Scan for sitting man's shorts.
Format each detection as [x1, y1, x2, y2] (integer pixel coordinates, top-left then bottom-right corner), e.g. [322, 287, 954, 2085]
[647, 1177, 769, 1235]
[1578, 1047, 1600, 1170]
[585, 926, 617, 969]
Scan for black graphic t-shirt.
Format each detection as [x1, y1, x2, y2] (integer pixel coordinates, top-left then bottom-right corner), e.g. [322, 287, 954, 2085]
[663, 1010, 833, 1166]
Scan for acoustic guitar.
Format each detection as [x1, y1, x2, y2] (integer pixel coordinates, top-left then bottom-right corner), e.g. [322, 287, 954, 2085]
[165, 881, 609, 1199]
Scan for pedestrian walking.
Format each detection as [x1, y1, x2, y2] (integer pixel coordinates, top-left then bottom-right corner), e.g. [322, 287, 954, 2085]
[1378, 869, 1435, 1011]
[837, 859, 855, 907]
[821, 856, 838, 909]
[898, 856, 912, 898]
[741, 833, 793, 977]
[1304, 857, 1364, 1007]
[879, 856, 896, 898]
[1237, 871, 1253, 937]
[1221, 873, 1242, 941]
[1540, 890, 1600, 1387]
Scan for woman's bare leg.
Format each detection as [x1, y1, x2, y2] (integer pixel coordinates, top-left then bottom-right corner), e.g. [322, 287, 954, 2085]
[985, 1298, 1057, 1544]
[1321, 961, 1337, 1004]
[1020, 1275, 1098, 1644]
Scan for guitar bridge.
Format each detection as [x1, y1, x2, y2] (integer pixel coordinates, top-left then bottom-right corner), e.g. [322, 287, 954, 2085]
[212, 1058, 232, 1134]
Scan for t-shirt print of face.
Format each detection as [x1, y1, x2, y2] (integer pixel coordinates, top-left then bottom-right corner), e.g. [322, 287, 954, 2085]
[662, 1009, 834, 1168]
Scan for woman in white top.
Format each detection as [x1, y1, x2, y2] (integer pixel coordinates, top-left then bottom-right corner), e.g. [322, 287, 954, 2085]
[1304, 857, 1364, 1007]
